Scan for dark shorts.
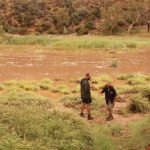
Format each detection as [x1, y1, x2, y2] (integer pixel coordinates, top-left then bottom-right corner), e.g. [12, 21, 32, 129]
[106, 99, 115, 109]
[82, 98, 92, 104]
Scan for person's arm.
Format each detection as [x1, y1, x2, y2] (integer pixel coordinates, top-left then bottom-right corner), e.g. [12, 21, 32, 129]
[114, 88, 117, 98]
[101, 87, 105, 94]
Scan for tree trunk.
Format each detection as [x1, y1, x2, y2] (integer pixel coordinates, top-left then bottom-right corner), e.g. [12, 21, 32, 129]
[147, 21, 150, 32]
[127, 23, 134, 33]
[128, 11, 140, 33]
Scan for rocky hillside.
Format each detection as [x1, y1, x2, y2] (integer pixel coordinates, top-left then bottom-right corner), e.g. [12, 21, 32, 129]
[0, 0, 149, 35]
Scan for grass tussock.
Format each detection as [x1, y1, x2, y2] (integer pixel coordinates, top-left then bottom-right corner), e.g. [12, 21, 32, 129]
[128, 94, 150, 113]
[91, 75, 112, 91]
[117, 74, 148, 85]
[38, 79, 53, 90]
[59, 94, 105, 112]
[0, 91, 94, 150]
[51, 85, 70, 94]
[128, 115, 150, 149]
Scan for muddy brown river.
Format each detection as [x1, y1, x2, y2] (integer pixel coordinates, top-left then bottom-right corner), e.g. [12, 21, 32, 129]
[0, 49, 149, 81]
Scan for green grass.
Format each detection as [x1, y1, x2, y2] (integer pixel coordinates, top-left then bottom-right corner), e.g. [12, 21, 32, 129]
[128, 115, 150, 149]
[0, 91, 94, 150]
[38, 79, 53, 90]
[59, 94, 105, 113]
[0, 74, 150, 150]
[128, 94, 150, 113]
[117, 74, 148, 85]
[51, 85, 70, 95]
[110, 60, 118, 68]
[117, 74, 134, 80]
[0, 35, 58, 45]
[0, 84, 5, 90]
[0, 35, 150, 50]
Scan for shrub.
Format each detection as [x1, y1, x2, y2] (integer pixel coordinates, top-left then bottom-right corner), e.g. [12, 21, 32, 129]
[18, 81, 39, 91]
[117, 74, 148, 85]
[128, 77, 146, 85]
[92, 75, 112, 85]
[110, 60, 118, 68]
[119, 108, 129, 117]
[48, 28, 58, 34]
[76, 27, 89, 35]
[140, 85, 150, 100]
[91, 7, 101, 18]
[60, 95, 104, 111]
[0, 25, 5, 38]
[0, 84, 4, 90]
[117, 85, 150, 98]
[117, 85, 132, 94]
[78, 7, 89, 19]
[63, 26, 68, 34]
[129, 115, 150, 149]
[0, 91, 52, 108]
[117, 74, 134, 80]
[4, 80, 17, 86]
[85, 21, 95, 30]
[59, 95, 81, 110]
[126, 43, 137, 48]
[71, 85, 80, 93]
[38, 79, 53, 90]
[128, 94, 150, 113]
[51, 85, 70, 94]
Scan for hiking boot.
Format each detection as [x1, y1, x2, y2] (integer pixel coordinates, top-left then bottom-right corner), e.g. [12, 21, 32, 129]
[80, 112, 85, 117]
[106, 115, 113, 121]
[87, 114, 94, 120]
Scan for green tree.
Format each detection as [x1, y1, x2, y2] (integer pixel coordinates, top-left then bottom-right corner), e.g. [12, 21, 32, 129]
[124, 0, 146, 32]
[100, 0, 125, 34]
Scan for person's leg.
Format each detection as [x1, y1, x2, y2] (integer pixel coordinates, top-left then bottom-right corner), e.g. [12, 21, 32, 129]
[87, 104, 93, 120]
[80, 103, 86, 117]
[107, 107, 113, 118]
[106, 103, 114, 121]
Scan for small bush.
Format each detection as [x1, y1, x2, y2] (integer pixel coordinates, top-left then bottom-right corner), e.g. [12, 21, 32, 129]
[48, 28, 58, 34]
[140, 85, 150, 100]
[129, 115, 150, 149]
[110, 124, 123, 137]
[76, 27, 89, 35]
[4, 80, 17, 86]
[119, 108, 129, 117]
[117, 85, 133, 94]
[51, 85, 70, 94]
[126, 43, 137, 48]
[128, 94, 150, 113]
[38, 79, 53, 90]
[92, 75, 112, 85]
[60, 96, 81, 109]
[117, 74, 148, 85]
[60, 95, 104, 111]
[117, 74, 134, 80]
[0, 84, 4, 90]
[85, 21, 95, 30]
[128, 77, 146, 85]
[0, 91, 52, 108]
[110, 60, 118, 68]
[72, 85, 80, 93]
[18, 81, 39, 91]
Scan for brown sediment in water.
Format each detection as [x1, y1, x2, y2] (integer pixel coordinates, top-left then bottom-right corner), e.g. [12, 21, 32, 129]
[0, 49, 149, 81]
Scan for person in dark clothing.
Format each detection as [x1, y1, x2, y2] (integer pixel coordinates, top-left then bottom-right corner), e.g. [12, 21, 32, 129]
[80, 73, 93, 120]
[101, 82, 117, 121]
